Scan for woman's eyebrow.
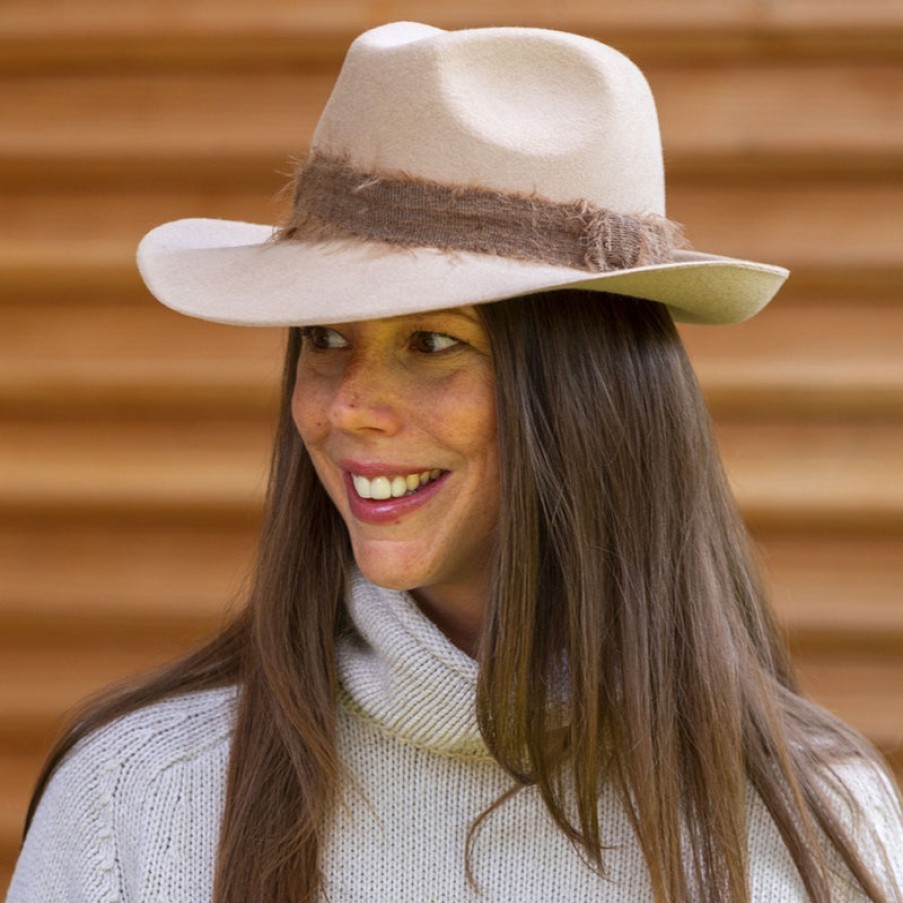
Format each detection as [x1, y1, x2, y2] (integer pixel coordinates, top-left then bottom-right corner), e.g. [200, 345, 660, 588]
[417, 308, 481, 326]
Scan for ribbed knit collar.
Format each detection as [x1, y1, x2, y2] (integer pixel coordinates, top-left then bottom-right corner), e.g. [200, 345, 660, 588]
[338, 569, 488, 757]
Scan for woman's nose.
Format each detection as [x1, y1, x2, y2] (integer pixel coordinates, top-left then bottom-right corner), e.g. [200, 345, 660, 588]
[327, 353, 404, 435]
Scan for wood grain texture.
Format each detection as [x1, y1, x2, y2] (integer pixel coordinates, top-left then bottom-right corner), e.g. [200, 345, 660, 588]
[4, 179, 902, 269]
[1, 64, 900, 182]
[3, 0, 903, 70]
[3, 2, 902, 893]
[2, 295, 901, 415]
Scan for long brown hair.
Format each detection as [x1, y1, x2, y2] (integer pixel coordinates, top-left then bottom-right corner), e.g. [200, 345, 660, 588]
[25, 290, 900, 902]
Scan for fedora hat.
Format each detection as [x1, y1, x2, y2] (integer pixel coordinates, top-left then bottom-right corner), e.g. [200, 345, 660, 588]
[137, 21, 788, 326]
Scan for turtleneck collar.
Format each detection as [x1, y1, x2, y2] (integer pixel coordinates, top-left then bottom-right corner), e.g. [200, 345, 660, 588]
[337, 569, 489, 757]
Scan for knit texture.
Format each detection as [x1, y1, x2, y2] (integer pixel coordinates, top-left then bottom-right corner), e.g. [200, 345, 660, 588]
[7, 572, 903, 901]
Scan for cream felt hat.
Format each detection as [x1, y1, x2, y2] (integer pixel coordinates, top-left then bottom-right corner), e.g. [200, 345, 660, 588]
[137, 21, 788, 326]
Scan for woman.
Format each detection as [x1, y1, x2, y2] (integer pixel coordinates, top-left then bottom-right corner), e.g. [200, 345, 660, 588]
[8, 21, 902, 903]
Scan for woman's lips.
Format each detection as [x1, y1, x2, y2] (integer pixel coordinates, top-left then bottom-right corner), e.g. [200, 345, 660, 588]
[342, 468, 448, 524]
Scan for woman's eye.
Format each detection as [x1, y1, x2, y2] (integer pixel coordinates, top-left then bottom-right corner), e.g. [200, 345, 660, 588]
[300, 326, 347, 350]
[410, 331, 462, 354]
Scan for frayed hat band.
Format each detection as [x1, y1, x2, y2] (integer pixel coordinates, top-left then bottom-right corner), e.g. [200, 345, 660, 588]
[277, 154, 688, 272]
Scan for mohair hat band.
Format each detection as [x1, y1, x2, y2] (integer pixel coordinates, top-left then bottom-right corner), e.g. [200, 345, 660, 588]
[136, 22, 789, 327]
[279, 154, 688, 273]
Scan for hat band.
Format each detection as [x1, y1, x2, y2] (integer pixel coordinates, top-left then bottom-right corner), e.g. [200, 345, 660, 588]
[277, 155, 687, 272]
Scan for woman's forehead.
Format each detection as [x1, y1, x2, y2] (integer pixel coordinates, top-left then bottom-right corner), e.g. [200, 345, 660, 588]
[313, 306, 483, 329]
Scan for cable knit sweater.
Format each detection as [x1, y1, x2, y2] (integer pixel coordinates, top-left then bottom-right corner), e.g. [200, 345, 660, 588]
[7, 571, 903, 902]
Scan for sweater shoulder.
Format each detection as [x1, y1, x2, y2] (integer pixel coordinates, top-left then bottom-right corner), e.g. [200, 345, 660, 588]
[55, 685, 238, 836]
[7, 687, 236, 903]
[67, 684, 237, 776]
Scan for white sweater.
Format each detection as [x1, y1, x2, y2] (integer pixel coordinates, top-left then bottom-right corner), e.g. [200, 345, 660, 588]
[7, 571, 903, 901]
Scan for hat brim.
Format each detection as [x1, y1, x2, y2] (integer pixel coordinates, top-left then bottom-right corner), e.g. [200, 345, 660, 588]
[137, 218, 788, 327]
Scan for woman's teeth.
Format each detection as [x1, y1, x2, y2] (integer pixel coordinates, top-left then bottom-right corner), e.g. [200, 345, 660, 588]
[352, 470, 442, 500]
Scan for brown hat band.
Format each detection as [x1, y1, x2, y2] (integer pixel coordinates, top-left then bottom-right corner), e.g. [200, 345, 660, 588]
[278, 154, 687, 272]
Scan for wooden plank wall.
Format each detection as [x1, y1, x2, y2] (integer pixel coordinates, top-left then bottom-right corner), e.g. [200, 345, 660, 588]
[1, 0, 902, 890]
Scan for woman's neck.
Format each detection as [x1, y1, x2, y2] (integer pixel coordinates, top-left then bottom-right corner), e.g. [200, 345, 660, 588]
[409, 580, 489, 659]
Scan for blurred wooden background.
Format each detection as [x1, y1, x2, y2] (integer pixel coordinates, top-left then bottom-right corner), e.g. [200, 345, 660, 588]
[1, 0, 902, 891]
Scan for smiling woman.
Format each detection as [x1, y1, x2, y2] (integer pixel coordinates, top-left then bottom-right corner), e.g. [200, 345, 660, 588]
[7, 20, 903, 903]
[292, 310, 498, 654]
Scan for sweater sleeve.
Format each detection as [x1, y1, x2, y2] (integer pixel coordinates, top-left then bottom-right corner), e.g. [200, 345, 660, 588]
[5, 737, 129, 902]
[5, 688, 234, 903]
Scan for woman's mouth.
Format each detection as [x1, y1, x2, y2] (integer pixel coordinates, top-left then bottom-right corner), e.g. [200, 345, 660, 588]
[351, 469, 443, 500]
[342, 466, 448, 524]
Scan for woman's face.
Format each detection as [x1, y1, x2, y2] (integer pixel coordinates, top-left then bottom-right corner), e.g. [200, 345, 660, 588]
[291, 306, 499, 634]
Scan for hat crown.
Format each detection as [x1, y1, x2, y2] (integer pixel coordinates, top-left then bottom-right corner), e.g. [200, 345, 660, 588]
[311, 23, 666, 216]
[137, 22, 788, 329]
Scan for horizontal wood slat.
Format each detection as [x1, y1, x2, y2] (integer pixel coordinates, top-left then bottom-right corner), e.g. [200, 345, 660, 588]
[0, 418, 273, 520]
[0, 753, 36, 840]
[0, 299, 284, 413]
[4, 180, 901, 264]
[6, 0, 903, 32]
[2, 296, 901, 416]
[0, 752, 37, 894]
[2, 525, 899, 643]
[0, 363, 280, 415]
[2, 65, 900, 183]
[716, 419, 903, 530]
[3, 0, 903, 71]
[678, 299, 903, 416]
[2, 182, 902, 302]
[0, 645, 212, 745]
[762, 534, 903, 643]
[793, 652, 903, 749]
[2, 419, 901, 528]
[1, 638, 898, 754]
[0, 523, 253, 627]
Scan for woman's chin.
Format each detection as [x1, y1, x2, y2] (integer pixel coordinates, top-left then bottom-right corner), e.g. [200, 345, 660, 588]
[350, 545, 426, 594]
